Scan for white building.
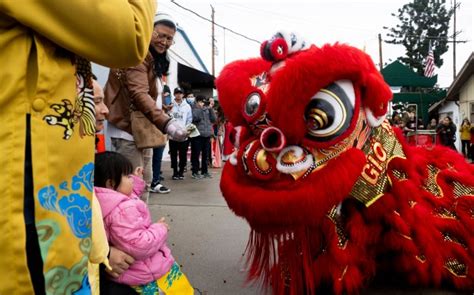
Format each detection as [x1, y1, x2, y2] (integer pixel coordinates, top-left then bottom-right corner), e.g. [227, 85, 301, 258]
[93, 26, 214, 97]
[430, 52, 474, 151]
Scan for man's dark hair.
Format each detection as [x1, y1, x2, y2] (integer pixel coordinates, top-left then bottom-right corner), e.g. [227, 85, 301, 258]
[195, 95, 206, 103]
[95, 151, 133, 190]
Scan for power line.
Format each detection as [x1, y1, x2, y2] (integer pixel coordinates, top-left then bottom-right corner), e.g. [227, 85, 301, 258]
[219, 2, 381, 34]
[170, 0, 261, 44]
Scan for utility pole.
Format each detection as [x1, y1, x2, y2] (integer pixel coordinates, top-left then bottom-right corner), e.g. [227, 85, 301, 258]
[223, 28, 226, 65]
[378, 33, 383, 71]
[453, 0, 457, 79]
[211, 5, 215, 77]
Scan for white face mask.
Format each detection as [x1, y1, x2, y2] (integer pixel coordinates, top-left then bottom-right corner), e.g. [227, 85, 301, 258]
[186, 97, 195, 104]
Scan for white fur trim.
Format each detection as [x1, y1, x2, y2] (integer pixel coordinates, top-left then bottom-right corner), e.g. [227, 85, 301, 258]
[364, 107, 387, 127]
[276, 146, 314, 174]
[229, 152, 238, 166]
[275, 30, 310, 54]
[233, 126, 243, 148]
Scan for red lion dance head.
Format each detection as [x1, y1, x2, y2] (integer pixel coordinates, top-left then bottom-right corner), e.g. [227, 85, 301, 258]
[216, 31, 473, 294]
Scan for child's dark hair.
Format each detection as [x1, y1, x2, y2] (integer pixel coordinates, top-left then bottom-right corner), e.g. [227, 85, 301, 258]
[95, 151, 133, 190]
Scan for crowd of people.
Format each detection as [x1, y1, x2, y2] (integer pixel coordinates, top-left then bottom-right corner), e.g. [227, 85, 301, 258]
[390, 110, 474, 160]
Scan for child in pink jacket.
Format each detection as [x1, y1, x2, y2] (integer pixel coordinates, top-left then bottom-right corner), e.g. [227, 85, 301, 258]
[94, 151, 193, 294]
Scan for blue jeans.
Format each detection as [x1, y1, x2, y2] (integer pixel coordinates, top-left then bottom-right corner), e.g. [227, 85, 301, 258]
[152, 145, 165, 184]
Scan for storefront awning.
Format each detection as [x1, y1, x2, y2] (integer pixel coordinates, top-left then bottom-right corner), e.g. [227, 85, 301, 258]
[178, 63, 215, 89]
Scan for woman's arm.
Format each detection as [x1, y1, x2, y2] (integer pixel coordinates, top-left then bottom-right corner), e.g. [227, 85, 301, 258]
[125, 63, 172, 132]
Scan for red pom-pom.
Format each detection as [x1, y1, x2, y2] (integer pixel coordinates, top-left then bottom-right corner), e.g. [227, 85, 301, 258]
[269, 38, 288, 61]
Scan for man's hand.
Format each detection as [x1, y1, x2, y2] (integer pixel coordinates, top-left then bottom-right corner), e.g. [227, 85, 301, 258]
[106, 246, 135, 278]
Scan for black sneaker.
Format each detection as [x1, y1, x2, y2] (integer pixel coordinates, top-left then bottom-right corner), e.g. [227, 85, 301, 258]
[172, 175, 180, 180]
[150, 183, 171, 194]
[202, 172, 213, 179]
[150, 180, 160, 191]
[178, 175, 185, 180]
[191, 173, 203, 179]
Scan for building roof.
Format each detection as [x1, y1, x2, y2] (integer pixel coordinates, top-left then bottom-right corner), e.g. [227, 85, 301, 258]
[381, 60, 437, 87]
[428, 98, 446, 113]
[168, 27, 210, 74]
[445, 52, 474, 101]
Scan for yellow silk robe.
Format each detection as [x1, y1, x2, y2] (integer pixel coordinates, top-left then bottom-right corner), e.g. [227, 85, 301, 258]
[0, 1, 156, 293]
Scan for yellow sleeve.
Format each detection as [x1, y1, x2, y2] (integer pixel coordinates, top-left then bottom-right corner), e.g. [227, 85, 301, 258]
[89, 193, 111, 269]
[88, 194, 112, 294]
[0, 0, 157, 67]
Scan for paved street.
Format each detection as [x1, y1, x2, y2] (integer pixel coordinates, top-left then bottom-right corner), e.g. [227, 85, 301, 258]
[148, 161, 466, 295]
[148, 163, 261, 295]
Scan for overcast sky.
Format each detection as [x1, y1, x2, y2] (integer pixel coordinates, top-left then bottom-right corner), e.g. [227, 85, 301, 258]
[159, 0, 472, 88]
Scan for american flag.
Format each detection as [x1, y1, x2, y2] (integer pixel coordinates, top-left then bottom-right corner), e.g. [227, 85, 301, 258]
[424, 42, 435, 78]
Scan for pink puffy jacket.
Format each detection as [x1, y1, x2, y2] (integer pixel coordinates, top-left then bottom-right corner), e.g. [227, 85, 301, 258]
[94, 175, 174, 285]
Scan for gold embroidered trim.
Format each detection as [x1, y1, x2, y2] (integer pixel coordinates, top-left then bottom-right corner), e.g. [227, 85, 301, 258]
[327, 206, 348, 249]
[444, 258, 467, 277]
[350, 121, 406, 206]
[422, 165, 443, 198]
[443, 232, 467, 249]
[338, 265, 349, 281]
[391, 169, 408, 181]
[452, 181, 474, 198]
[434, 207, 458, 220]
[415, 254, 426, 263]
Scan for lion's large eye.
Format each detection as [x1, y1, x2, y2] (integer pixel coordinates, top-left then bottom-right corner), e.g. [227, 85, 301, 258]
[242, 90, 267, 123]
[305, 80, 355, 141]
[245, 93, 261, 117]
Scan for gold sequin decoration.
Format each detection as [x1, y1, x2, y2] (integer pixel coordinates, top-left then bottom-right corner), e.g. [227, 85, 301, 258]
[350, 120, 406, 207]
[434, 207, 458, 220]
[327, 206, 348, 249]
[392, 169, 407, 181]
[422, 165, 443, 198]
[338, 265, 349, 281]
[415, 254, 426, 263]
[444, 258, 467, 277]
[443, 232, 467, 249]
[452, 181, 474, 198]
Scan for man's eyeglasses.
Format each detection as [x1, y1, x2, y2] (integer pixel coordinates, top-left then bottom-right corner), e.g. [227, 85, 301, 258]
[152, 31, 175, 44]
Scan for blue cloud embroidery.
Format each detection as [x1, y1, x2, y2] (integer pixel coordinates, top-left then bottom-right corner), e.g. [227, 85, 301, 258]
[38, 163, 93, 238]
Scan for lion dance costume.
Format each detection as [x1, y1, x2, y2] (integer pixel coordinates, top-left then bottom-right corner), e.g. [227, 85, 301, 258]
[215, 32, 473, 294]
